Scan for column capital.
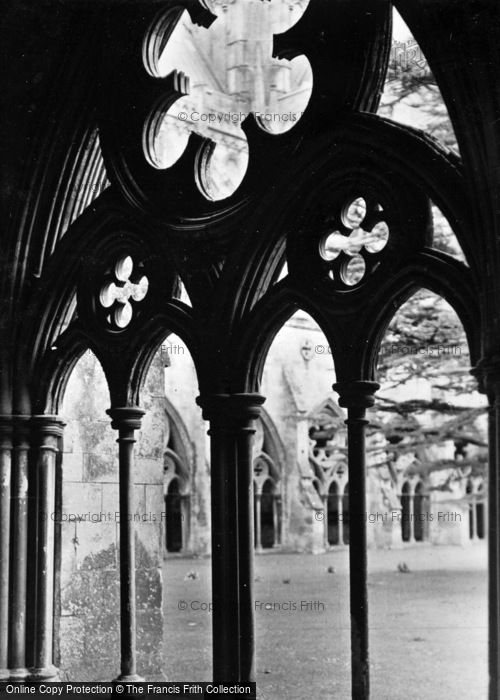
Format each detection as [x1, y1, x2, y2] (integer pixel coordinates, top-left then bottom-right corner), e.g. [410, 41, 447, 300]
[332, 381, 379, 409]
[12, 416, 31, 443]
[196, 393, 266, 425]
[0, 416, 13, 445]
[472, 355, 500, 397]
[31, 415, 66, 440]
[0, 416, 37, 444]
[106, 406, 145, 432]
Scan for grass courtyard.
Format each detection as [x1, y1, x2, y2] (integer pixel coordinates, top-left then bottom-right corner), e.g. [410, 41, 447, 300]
[162, 544, 487, 700]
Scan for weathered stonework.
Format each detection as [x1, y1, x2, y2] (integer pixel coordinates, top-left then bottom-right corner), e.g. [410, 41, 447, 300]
[59, 353, 165, 680]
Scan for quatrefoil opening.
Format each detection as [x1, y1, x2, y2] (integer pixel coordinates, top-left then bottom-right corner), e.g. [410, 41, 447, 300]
[319, 197, 390, 287]
[99, 256, 149, 329]
[143, 0, 312, 201]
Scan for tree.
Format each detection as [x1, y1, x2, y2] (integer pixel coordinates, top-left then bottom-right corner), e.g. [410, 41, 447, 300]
[367, 43, 488, 484]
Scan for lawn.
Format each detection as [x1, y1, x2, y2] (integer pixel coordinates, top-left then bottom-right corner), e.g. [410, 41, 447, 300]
[162, 544, 487, 700]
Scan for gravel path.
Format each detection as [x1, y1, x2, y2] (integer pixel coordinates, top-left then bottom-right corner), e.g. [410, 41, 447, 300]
[162, 543, 487, 699]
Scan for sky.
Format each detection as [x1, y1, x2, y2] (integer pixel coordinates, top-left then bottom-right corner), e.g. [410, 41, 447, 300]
[393, 9, 412, 42]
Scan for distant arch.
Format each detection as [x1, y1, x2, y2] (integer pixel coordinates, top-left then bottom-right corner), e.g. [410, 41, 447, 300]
[165, 478, 184, 553]
[253, 411, 284, 550]
[261, 478, 277, 549]
[163, 397, 193, 554]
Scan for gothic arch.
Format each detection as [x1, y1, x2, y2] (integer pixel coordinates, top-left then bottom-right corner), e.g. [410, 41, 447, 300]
[258, 407, 287, 476]
[216, 120, 480, 396]
[162, 400, 193, 554]
[253, 452, 280, 489]
[162, 394, 194, 483]
[231, 285, 341, 393]
[216, 111, 477, 329]
[359, 263, 480, 382]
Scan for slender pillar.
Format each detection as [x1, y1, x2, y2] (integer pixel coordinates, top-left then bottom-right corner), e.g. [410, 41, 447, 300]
[472, 357, 500, 700]
[338, 489, 344, 546]
[322, 494, 328, 548]
[275, 495, 282, 546]
[333, 381, 378, 700]
[199, 395, 239, 683]
[470, 496, 477, 541]
[30, 416, 65, 681]
[234, 394, 265, 683]
[408, 486, 415, 544]
[106, 407, 145, 684]
[486, 375, 500, 700]
[9, 416, 30, 679]
[181, 494, 190, 552]
[272, 496, 279, 547]
[254, 494, 263, 552]
[197, 393, 265, 684]
[0, 417, 12, 680]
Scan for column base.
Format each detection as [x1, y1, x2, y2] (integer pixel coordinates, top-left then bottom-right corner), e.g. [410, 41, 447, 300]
[111, 676, 145, 698]
[9, 668, 29, 680]
[29, 665, 60, 681]
[113, 675, 145, 683]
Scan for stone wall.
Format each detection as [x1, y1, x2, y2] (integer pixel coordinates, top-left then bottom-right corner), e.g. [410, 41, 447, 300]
[162, 338, 211, 555]
[58, 351, 165, 681]
[261, 313, 337, 553]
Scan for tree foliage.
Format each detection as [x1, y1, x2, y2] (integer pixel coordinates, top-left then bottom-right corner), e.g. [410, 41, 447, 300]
[368, 45, 488, 479]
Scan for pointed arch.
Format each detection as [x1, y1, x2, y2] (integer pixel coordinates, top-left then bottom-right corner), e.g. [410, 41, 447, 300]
[162, 394, 194, 483]
[258, 407, 287, 475]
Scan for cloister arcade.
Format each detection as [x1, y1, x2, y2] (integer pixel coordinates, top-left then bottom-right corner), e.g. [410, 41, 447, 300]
[1, 1, 500, 698]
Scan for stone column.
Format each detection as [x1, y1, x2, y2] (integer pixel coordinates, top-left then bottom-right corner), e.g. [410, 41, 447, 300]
[473, 357, 500, 700]
[338, 488, 344, 546]
[254, 493, 262, 553]
[408, 485, 415, 544]
[197, 393, 265, 684]
[0, 416, 12, 680]
[199, 394, 239, 683]
[333, 381, 378, 700]
[470, 496, 477, 541]
[107, 407, 145, 684]
[275, 495, 282, 546]
[322, 494, 328, 548]
[30, 416, 65, 681]
[272, 495, 279, 547]
[181, 494, 190, 553]
[9, 416, 30, 679]
[234, 394, 265, 682]
[486, 372, 500, 700]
